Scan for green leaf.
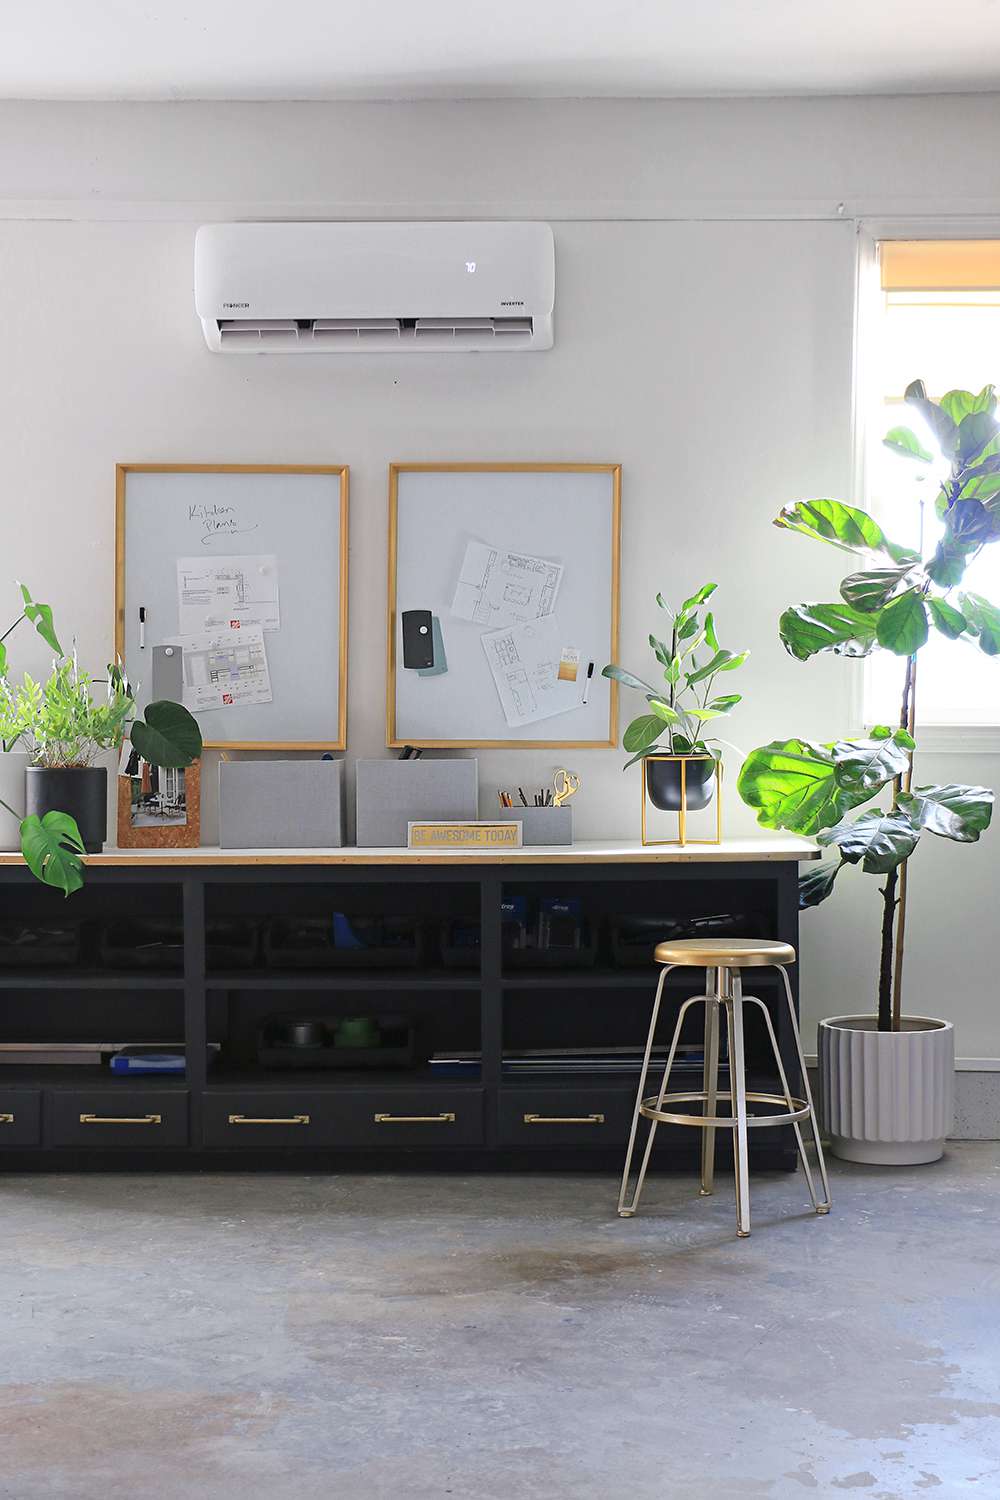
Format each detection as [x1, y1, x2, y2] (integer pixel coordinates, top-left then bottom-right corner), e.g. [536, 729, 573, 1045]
[883, 426, 933, 463]
[707, 693, 741, 712]
[19, 812, 85, 896]
[940, 386, 996, 423]
[959, 592, 1000, 655]
[903, 390, 958, 458]
[655, 593, 672, 613]
[602, 664, 661, 697]
[818, 809, 920, 874]
[840, 566, 914, 613]
[897, 783, 994, 842]
[774, 499, 917, 565]
[17, 583, 63, 658]
[689, 707, 725, 721]
[875, 591, 929, 656]
[648, 634, 672, 667]
[622, 714, 665, 754]
[686, 648, 739, 685]
[676, 614, 700, 642]
[664, 656, 681, 685]
[679, 583, 717, 613]
[927, 596, 968, 640]
[714, 649, 748, 672]
[129, 700, 203, 769]
[799, 859, 843, 909]
[779, 602, 879, 660]
[958, 410, 1000, 466]
[830, 735, 911, 794]
[737, 739, 873, 836]
[647, 699, 682, 725]
[703, 612, 720, 653]
[893, 727, 916, 750]
[927, 537, 973, 588]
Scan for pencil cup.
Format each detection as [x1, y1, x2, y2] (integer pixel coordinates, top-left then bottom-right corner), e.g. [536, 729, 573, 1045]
[496, 806, 573, 846]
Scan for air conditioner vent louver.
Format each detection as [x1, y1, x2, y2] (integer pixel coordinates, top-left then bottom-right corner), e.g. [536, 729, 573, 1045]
[197, 223, 555, 353]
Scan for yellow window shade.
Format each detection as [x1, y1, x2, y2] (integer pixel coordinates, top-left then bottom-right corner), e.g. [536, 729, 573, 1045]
[881, 240, 1000, 291]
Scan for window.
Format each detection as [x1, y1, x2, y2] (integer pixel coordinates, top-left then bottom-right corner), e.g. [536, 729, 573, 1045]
[863, 239, 1000, 734]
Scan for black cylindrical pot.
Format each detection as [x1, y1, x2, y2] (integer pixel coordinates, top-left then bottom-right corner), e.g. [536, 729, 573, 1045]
[25, 766, 108, 854]
[645, 756, 716, 813]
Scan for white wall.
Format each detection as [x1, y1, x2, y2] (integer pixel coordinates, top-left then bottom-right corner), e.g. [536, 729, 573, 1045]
[1, 97, 999, 1055]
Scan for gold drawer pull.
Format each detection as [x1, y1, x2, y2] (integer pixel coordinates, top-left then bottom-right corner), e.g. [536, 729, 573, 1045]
[373, 1112, 456, 1124]
[80, 1113, 162, 1126]
[0, 1113, 14, 1125]
[228, 1113, 310, 1126]
[523, 1112, 605, 1125]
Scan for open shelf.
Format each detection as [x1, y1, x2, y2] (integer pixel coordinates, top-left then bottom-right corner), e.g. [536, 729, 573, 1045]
[206, 969, 480, 991]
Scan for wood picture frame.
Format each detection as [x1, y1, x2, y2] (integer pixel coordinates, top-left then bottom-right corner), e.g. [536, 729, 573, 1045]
[386, 462, 621, 749]
[117, 753, 202, 850]
[115, 464, 349, 750]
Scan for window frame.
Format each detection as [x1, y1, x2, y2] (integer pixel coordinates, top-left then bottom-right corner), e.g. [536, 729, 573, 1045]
[854, 218, 1000, 753]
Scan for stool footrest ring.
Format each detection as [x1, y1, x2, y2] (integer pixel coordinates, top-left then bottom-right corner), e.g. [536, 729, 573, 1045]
[639, 1089, 812, 1129]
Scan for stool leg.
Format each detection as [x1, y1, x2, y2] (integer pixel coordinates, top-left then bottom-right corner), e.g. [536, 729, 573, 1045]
[619, 985, 704, 1218]
[776, 964, 832, 1214]
[699, 967, 721, 1197]
[727, 970, 752, 1238]
[618, 964, 672, 1217]
[743, 992, 821, 1213]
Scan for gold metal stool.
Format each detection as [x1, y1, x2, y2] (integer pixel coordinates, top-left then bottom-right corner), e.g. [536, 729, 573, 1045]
[618, 938, 831, 1238]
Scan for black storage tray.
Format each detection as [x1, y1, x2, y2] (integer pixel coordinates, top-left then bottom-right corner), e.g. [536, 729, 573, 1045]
[0, 920, 83, 968]
[263, 916, 424, 970]
[101, 917, 259, 971]
[609, 911, 768, 967]
[256, 1013, 425, 1070]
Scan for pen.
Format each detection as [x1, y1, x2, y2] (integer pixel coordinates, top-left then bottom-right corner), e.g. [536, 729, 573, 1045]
[139, 606, 146, 650]
[582, 660, 594, 704]
[518, 788, 528, 806]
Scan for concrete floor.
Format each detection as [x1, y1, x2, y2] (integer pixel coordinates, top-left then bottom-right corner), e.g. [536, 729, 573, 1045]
[1, 1146, 998, 1500]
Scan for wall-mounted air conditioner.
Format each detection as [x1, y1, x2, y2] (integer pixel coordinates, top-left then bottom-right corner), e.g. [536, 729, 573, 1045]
[194, 221, 555, 353]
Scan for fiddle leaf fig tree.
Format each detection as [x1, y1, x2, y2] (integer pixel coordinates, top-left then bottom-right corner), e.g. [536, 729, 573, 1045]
[738, 381, 997, 1033]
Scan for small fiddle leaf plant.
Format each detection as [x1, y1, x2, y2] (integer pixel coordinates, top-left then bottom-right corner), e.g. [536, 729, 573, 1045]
[603, 583, 749, 767]
[738, 381, 997, 1032]
[0, 586, 203, 895]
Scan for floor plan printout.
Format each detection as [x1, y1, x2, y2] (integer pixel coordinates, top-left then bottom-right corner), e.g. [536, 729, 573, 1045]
[168, 624, 273, 713]
[451, 541, 563, 629]
[480, 615, 580, 727]
[176, 555, 281, 634]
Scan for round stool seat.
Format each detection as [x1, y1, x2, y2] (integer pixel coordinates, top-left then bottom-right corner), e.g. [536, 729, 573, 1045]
[653, 937, 796, 968]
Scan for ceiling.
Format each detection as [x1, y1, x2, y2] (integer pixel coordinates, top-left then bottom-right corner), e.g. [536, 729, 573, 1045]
[3, 0, 1000, 101]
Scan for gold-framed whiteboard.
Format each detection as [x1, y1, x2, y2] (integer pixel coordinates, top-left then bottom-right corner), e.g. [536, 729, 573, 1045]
[115, 463, 349, 750]
[387, 462, 621, 749]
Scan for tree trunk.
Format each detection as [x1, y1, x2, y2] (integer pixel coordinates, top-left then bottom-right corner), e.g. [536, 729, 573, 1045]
[877, 653, 918, 1032]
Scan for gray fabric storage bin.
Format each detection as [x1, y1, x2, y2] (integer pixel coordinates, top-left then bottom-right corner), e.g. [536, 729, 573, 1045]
[219, 759, 344, 848]
[497, 806, 573, 845]
[356, 759, 478, 847]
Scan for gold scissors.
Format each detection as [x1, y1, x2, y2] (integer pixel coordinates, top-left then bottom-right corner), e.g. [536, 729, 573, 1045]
[552, 768, 581, 807]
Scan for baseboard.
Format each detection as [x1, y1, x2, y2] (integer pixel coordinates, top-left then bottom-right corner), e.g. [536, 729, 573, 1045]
[805, 1060, 1000, 1143]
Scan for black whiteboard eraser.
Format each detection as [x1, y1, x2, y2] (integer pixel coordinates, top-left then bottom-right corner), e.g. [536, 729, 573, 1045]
[401, 609, 435, 669]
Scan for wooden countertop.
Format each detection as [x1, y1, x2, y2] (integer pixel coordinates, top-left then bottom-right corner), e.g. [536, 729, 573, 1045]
[0, 836, 818, 868]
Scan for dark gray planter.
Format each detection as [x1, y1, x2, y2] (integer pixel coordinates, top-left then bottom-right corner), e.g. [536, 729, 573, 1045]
[25, 766, 107, 854]
[645, 756, 716, 813]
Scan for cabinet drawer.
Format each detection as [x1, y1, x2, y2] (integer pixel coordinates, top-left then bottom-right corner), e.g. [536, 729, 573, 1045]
[0, 1089, 42, 1147]
[499, 1088, 635, 1147]
[336, 1089, 484, 1147]
[204, 1091, 339, 1148]
[203, 1089, 484, 1148]
[47, 1090, 189, 1148]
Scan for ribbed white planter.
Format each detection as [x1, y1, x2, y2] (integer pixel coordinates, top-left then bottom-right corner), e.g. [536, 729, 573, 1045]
[819, 1014, 954, 1165]
[0, 750, 27, 852]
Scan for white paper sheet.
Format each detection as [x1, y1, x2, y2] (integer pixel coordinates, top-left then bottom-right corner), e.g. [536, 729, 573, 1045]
[451, 540, 562, 629]
[166, 624, 273, 713]
[176, 554, 280, 634]
[480, 616, 581, 728]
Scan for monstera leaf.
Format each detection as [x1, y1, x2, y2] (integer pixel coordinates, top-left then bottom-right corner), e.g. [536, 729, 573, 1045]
[896, 783, 994, 843]
[818, 809, 921, 875]
[779, 602, 879, 660]
[130, 700, 203, 769]
[774, 499, 918, 565]
[20, 812, 85, 897]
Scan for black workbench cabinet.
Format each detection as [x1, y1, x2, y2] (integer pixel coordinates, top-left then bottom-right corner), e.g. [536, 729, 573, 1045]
[0, 854, 804, 1171]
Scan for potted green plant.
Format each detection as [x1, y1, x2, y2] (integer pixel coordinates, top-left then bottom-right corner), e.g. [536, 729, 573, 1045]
[603, 582, 749, 811]
[0, 584, 63, 852]
[0, 587, 202, 894]
[738, 381, 997, 1164]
